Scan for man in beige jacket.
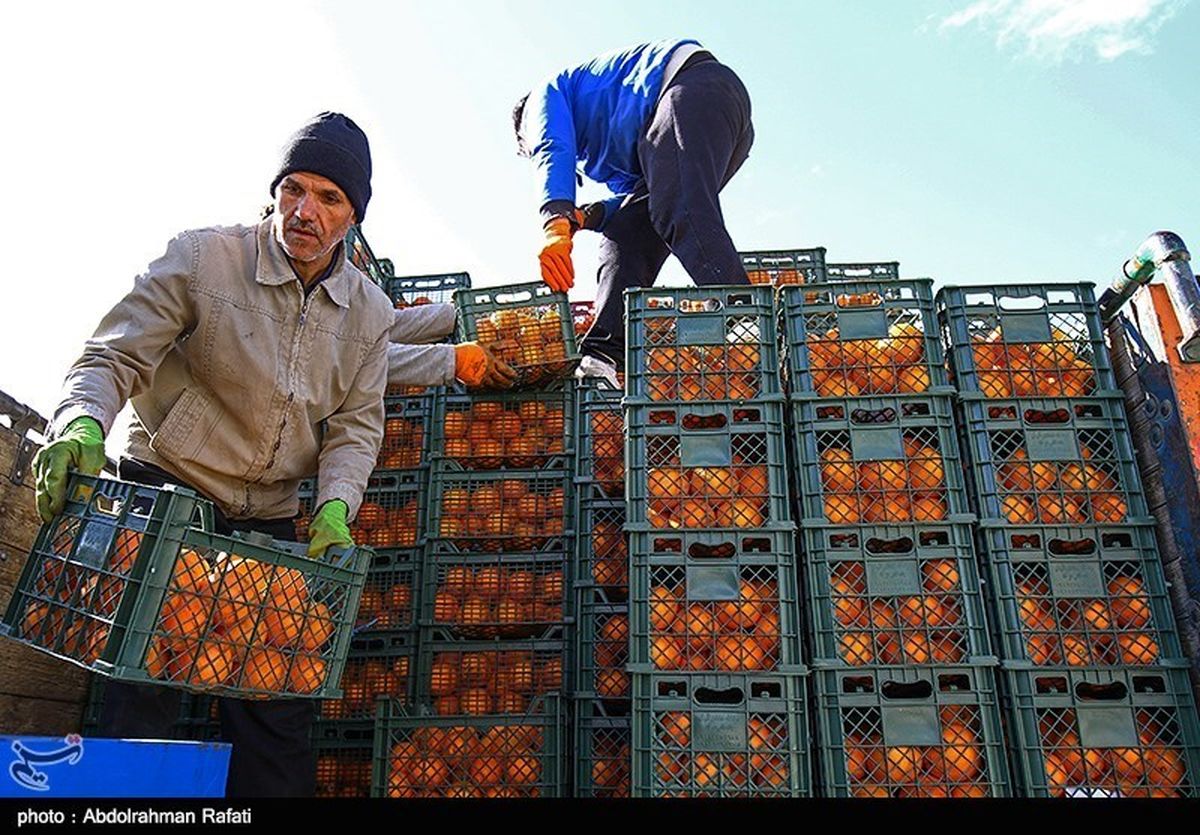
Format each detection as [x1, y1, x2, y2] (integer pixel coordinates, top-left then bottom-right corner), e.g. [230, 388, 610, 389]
[33, 112, 512, 796]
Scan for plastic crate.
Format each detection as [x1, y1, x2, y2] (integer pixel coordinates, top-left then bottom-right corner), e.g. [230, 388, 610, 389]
[791, 394, 972, 526]
[575, 379, 624, 499]
[373, 694, 565, 797]
[385, 271, 471, 308]
[979, 524, 1183, 668]
[576, 599, 631, 701]
[778, 280, 951, 398]
[0, 474, 370, 700]
[431, 388, 573, 471]
[572, 300, 595, 338]
[628, 528, 802, 673]
[345, 225, 388, 286]
[313, 721, 375, 798]
[427, 467, 572, 555]
[631, 672, 811, 797]
[739, 248, 827, 286]
[826, 262, 901, 281]
[959, 395, 1150, 526]
[420, 552, 569, 639]
[298, 471, 425, 549]
[354, 549, 419, 633]
[802, 523, 994, 668]
[937, 283, 1118, 399]
[375, 395, 433, 473]
[626, 286, 782, 402]
[415, 630, 569, 716]
[82, 678, 220, 740]
[318, 631, 414, 721]
[575, 498, 628, 603]
[1002, 664, 1200, 797]
[814, 664, 1010, 797]
[574, 698, 632, 797]
[626, 401, 792, 530]
[454, 281, 580, 389]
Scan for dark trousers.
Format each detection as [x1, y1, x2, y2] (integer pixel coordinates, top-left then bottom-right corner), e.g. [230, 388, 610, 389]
[583, 57, 755, 368]
[96, 458, 316, 798]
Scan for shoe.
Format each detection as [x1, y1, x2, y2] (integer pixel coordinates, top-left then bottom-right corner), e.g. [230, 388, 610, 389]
[575, 354, 621, 390]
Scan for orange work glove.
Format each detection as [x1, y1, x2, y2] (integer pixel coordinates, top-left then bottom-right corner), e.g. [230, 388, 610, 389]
[455, 342, 518, 389]
[539, 217, 574, 292]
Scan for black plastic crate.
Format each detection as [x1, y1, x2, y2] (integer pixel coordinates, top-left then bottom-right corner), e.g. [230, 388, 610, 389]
[631, 672, 811, 797]
[826, 262, 900, 281]
[386, 271, 471, 308]
[454, 281, 579, 390]
[313, 720, 375, 798]
[576, 598, 630, 701]
[574, 697, 632, 797]
[626, 401, 791, 530]
[415, 630, 570, 717]
[354, 549, 420, 633]
[937, 283, 1118, 399]
[427, 467, 571, 555]
[375, 395, 433, 473]
[421, 552, 570, 639]
[574, 498, 628, 603]
[739, 248, 827, 286]
[626, 286, 781, 402]
[628, 528, 802, 674]
[803, 523, 994, 667]
[1002, 664, 1200, 797]
[431, 388, 573, 471]
[374, 694, 566, 797]
[959, 395, 1150, 526]
[298, 471, 425, 550]
[318, 630, 414, 721]
[778, 279, 950, 397]
[814, 664, 1010, 797]
[979, 524, 1183, 668]
[575, 379, 624, 499]
[791, 394, 972, 526]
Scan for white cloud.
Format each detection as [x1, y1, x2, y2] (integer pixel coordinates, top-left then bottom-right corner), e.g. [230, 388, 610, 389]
[938, 0, 1187, 62]
[810, 164, 826, 176]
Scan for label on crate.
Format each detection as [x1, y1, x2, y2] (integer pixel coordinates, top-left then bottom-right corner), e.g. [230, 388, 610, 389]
[1047, 561, 1106, 599]
[864, 561, 921, 598]
[998, 312, 1052, 343]
[1077, 708, 1138, 748]
[836, 308, 888, 341]
[1024, 429, 1079, 461]
[74, 520, 117, 569]
[679, 436, 733, 469]
[676, 316, 725, 345]
[850, 428, 904, 461]
[880, 706, 941, 747]
[685, 566, 741, 601]
[691, 712, 749, 752]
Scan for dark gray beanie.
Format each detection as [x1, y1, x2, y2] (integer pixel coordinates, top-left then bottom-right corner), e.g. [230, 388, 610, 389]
[269, 112, 372, 222]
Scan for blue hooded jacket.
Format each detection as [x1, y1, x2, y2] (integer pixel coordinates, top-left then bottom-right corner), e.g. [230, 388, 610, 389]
[522, 39, 700, 228]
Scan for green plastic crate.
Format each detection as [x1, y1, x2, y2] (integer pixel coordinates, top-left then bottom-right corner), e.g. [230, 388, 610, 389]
[571, 300, 595, 339]
[777, 279, 951, 398]
[431, 387, 574, 471]
[573, 498, 628, 604]
[826, 262, 900, 281]
[1, 474, 370, 700]
[375, 394, 433, 473]
[575, 379, 624, 500]
[631, 672, 811, 797]
[573, 697, 632, 797]
[803, 523, 995, 668]
[629, 528, 802, 674]
[345, 225, 388, 286]
[575, 598, 630, 701]
[426, 466, 572, 556]
[1001, 664, 1200, 797]
[937, 283, 1118, 399]
[814, 663, 1011, 797]
[739, 247, 827, 286]
[385, 271, 471, 308]
[298, 470, 425, 550]
[354, 549, 420, 633]
[454, 281, 579, 390]
[626, 400, 792, 530]
[959, 395, 1151, 526]
[791, 394, 973, 526]
[625, 286, 782, 403]
[314, 720, 375, 798]
[979, 523, 1183, 672]
[83, 678, 220, 741]
[318, 630, 415, 721]
[373, 694, 566, 797]
[420, 552, 570, 640]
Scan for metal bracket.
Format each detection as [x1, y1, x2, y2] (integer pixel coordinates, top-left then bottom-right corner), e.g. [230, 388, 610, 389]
[0, 389, 48, 487]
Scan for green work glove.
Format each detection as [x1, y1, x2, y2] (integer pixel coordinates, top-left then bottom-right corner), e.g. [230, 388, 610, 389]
[33, 416, 107, 523]
[307, 499, 354, 558]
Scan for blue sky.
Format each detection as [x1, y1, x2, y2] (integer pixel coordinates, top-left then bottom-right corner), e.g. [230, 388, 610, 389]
[2, 0, 1196, 445]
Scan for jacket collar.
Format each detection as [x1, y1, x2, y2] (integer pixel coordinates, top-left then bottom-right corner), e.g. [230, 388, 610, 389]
[255, 217, 353, 308]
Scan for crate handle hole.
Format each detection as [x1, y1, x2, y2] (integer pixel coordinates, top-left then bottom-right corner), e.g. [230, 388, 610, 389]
[681, 413, 728, 431]
[694, 686, 745, 706]
[998, 295, 1047, 312]
[740, 536, 771, 554]
[687, 542, 736, 560]
[1010, 534, 1042, 550]
[880, 680, 933, 701]
[493, 290, 537, 305]
[750, 681, 783, 699]
[656, 679, 688, 698]
[835, 292, 883, 309]
[829, 533, 860, 550]
[841, 675, 876, 694]
[986, 405, 1018, 420]
[1048, 538, 1097, 557]
[1100, 533, 1134, 549]
[866, 536, 914, 556]
[917, 531, 950, 547]
[90, 493, 124, 519]
[936, 673, 970, 692]
[1023, 408, 1070, 425]
[649, 410, 677, 426]
[1074, 681, 1128, 702]
[1075, 404, 1102, 418]
[1034, 675, 1069, 694]
[651, 537, 684, 554]
[732, 408, 761, 424]
[850, 407, 897, 426]
[1131, 675, 1167, 695]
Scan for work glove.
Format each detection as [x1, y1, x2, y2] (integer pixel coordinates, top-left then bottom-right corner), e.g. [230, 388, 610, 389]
[455, 342, 518, 389]
[538, 217, 575, 292]
[34, 416, 107, 523]
[307, 500, 354, 558]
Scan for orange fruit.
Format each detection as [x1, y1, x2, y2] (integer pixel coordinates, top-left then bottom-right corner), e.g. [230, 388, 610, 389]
[1117, 633, 1159, 664]
[831, 562, 867, 596]
[289, 654, 326, 694]
[1062, 634, 1091, 666]
[913, 494, 949, 521]
[834, 596, 867, 628]
[902, 632, 931, 664]
[651, 636, 685, 669]
[1143, 747, 1187, 788]
[1092, 493, 1128, 523]
[263, 605, 305, 649]
[930, 632, 965, 663]
[660, 712, 692, 747]
[922, 560, 960, 593]
[1019, 598, 1057, 632]
[874, 632, 903, 664]
[738, 466, 769, 496]
[241, 647, 288, 691]
[144, 638, 169, 678]
[191, 641, 236, 686]
[1002, 495, 1036, 523]
[217, 557, 272, 605]
[1026, 634, 1062, 664]
[846, 745, 885, 783]
[824, 494, 860, 524]
[300, 602, 335, 652]
[159, 592, 209, 638]
[727, 498, 766, 527]
[869, 600, 897, 629]
[886, 747, 920, 783]
[820, 448, 857, 492]
[172, 549, 211, 592]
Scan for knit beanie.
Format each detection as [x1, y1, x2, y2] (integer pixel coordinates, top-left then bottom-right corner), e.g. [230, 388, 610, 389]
[269, 112, 372, 222]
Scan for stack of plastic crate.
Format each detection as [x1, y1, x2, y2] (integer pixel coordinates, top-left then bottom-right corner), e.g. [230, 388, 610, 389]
[939, 282, 1200, 798]
[740, 248, 828, 287]
[623, 285, 810, 797]
[781, 277, 1011, 798]
[572, 377, 630, 796]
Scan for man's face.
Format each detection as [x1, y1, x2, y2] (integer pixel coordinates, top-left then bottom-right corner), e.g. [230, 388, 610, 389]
[272, 171, 356, 264]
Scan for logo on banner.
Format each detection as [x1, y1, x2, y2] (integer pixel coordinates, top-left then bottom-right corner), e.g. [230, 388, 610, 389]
[8, 734, 85, 792]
